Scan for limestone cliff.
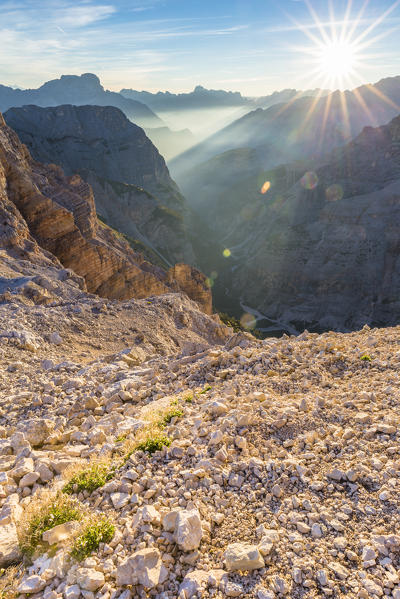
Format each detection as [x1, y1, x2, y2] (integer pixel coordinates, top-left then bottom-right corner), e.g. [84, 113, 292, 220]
[0, 114, 212, 313]
[5, 104, 195, 266]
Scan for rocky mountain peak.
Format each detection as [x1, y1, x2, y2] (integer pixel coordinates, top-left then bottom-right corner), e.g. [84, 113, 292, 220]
[40, 73, 104, 95]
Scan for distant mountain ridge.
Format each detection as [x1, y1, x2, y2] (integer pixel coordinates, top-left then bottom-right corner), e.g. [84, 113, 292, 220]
[120, 85, 248, 111]
[5, 104, 195, 267]
[171, 75, 400, 181]
[0, 73, 163, 129]
[120, 85, 330, 113]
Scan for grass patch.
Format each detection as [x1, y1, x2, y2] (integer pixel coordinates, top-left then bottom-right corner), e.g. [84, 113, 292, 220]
[360, 354, 372, 362]
[136, 434, 171, 454]
[183, 393, 193, 403]
[198, 385, 212, 394]
[71, 516, 115, 561]
[159, 408, 183, 426]
[115, 434, 128, 443]
[18, 492, 83, 557]
[0, 565, 23, 599]
[63, 461, 116, 495]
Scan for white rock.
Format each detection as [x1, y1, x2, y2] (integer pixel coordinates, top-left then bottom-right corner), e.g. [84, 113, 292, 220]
[64, 585, 81, 599]
[311, 523, 323, 538]
[362, 545, 377, 568]
[179, 570, 209, 598]
[174, 509, 203, 551]
[224, 543, 265, 571]
[257, 589, 275, 599]
[0, 520, 22, 567]
[49, 332, 63, 345]
[19, 471, 40, 487]
[42, 521, 79, 545]
[18, 575, 47, 594]
[76, 567, 105, 591]
[110, 492, 130, 509]
[133, 505, 160, 527]
[116, 548, 168, 588]
[22, 419, 55, 447]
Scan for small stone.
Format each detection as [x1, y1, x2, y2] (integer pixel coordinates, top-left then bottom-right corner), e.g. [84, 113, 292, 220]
[272, 484, 283, 498]
[311, 523, 323, 538]
[49, 332, 63, 345]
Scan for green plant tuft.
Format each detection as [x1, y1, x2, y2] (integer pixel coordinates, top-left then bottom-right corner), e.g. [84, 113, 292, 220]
[136, 435, 171, 454]
[63, 463, 115, 495]
[20, 493, 83, 556]
[198, 385, 212, 394]
[71, 517, 115, 561]
[159, 408, 183, 426]
[360, 354, 372, 362]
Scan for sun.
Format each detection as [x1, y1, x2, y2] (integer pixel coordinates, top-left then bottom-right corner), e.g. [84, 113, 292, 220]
[287, 0, 400, 90]
[317, 41, 357, 79]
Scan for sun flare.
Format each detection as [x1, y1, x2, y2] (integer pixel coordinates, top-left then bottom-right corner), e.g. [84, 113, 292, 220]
[317, 41, 358, 79]
[289, 0, 400, 90]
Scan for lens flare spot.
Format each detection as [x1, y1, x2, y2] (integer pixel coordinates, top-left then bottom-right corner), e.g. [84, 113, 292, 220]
[240, 313, 257, 330]
[300, 171, 319, 190]
[211, 270, 218, 279]
[205, 277, 214, 288]
[223, 248, 231, 258]
[261, 181, 271, 194]
[326, 184, 343, 202]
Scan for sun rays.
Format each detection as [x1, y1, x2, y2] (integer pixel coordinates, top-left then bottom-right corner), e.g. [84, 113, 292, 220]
[294, 0, 400, 90]
[271, 0, 400, 149]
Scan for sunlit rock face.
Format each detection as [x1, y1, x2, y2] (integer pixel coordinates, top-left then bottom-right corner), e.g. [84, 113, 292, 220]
[5, 104, 195, 267]
[0, 113, 212, 313]
[180, 115, 400, 332]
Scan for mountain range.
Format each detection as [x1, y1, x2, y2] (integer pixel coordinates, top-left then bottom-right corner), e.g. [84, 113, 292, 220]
[171, 75, 400, 181]
[0, 73, 162, 129]
[2, 71, 400, 332]
[120, 85, 330, 112]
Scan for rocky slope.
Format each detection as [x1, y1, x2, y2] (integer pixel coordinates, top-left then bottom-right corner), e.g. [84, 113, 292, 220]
[4, 104, 195, 266]
[0, 74, 162, 129]
[0, 112, 211, 313]
[0, 295, 399, 599]
[178, 114, 400, 332]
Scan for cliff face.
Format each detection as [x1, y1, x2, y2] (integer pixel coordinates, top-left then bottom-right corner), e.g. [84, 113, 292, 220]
[189, 116, 400, 331]
[5, 104, 195, 266]
[0, 114, 212, 313]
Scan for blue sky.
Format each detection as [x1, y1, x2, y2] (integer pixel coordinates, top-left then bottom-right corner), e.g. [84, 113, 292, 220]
[1, 0, 400, 95]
